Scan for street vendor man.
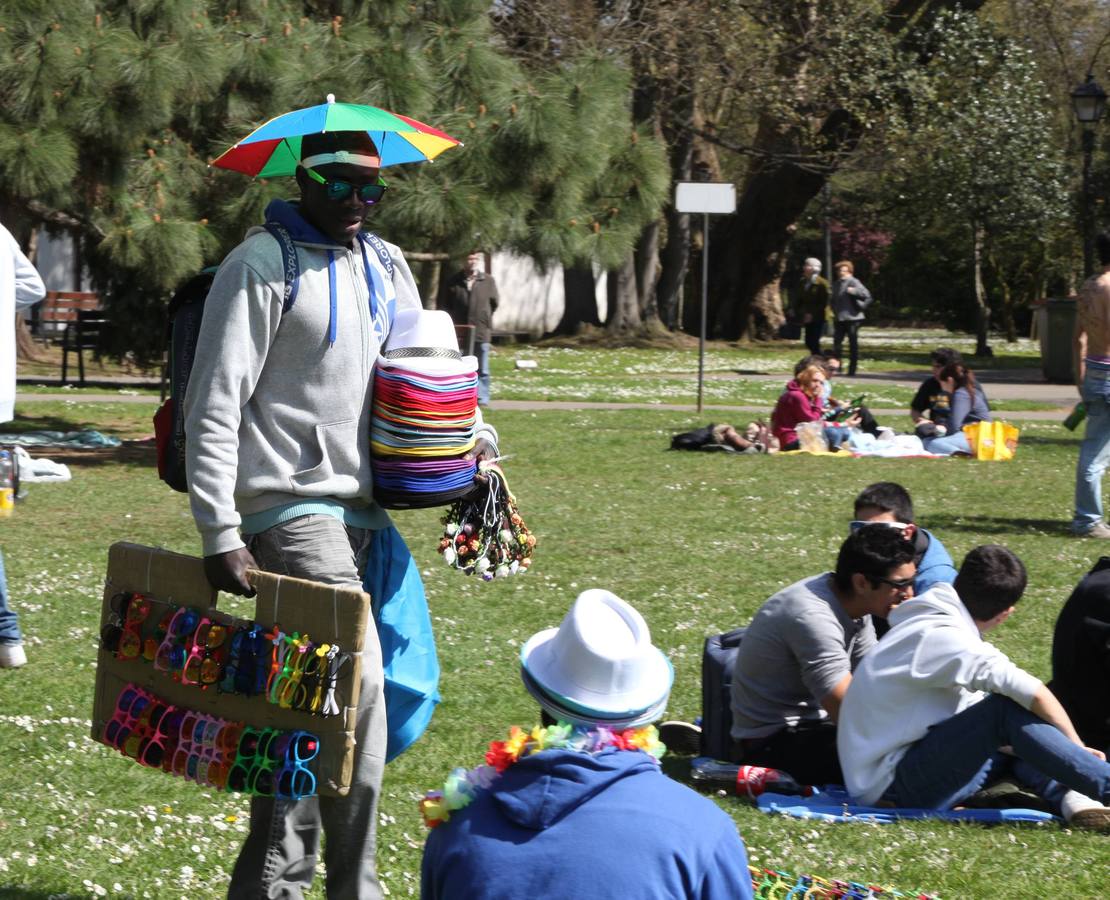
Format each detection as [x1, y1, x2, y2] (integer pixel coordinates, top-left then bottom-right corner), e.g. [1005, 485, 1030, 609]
[184, 129, 498, 899]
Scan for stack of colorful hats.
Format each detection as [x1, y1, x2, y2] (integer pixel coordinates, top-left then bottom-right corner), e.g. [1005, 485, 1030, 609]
[371, 309, 480, 509]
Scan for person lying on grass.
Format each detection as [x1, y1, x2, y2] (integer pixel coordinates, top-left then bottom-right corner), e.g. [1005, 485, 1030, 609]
[838, 545, 1110, 831]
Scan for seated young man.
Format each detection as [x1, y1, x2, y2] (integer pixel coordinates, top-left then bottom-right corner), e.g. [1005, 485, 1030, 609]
[421, 589, 752, 899]
[851, 481, 957, 600]
[838, 546, 1110, 830]
[728, 526, 916, 786]
[1048, 557, 1110, 754]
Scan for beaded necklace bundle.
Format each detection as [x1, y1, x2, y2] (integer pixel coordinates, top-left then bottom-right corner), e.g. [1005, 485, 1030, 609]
[437, 462, 535, 578]
[419, 721, 664, 827]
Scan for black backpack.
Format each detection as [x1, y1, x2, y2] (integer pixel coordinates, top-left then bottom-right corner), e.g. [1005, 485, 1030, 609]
[153, 225, 395, 492]
[700, 626, 746, 760]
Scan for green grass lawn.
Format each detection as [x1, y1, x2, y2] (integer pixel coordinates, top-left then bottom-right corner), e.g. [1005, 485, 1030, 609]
[0, 384, 1104, 896]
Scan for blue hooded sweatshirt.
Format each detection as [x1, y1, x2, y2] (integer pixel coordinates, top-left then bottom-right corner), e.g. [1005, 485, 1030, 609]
[421, 747, 752, 900]
[915, 528, 957, 595]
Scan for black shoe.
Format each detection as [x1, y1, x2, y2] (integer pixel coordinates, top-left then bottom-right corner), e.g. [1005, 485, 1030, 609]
[658, 721, 702, 755]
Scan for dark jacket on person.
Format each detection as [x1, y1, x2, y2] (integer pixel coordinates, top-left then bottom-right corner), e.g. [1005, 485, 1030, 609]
[795, 275, 830, 321]
[446, 269, 499, 345]
[420, 747, 752, 900]
[1049, 557, 1110, 751]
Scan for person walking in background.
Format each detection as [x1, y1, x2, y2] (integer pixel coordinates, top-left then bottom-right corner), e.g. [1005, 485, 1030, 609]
[446, 250, 499, 406]
[922, 361, 991, 456]
[1073, 232, 1110, 538]
[794, 257, 830, 355]
[0, 220, 46, 669]
[831, 260, 872, 376]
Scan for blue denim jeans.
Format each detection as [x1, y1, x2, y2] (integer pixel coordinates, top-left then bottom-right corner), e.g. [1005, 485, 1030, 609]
[824, 424, 853, 450]
[0, 548, 22, 645]
[1074, 367, 1110, 532]
[890, 695, 1110, 812]
[476, 341, 491, 406]
[230, 515, 386, 900]
[922, 431, 972, 456]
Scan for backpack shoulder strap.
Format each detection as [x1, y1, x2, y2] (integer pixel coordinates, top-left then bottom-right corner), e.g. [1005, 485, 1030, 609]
[360, 232, 395, 280]
[262, 223, 301, 313]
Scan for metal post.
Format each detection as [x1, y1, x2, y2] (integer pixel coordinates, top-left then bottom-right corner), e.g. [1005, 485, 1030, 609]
[1082, 127, 1095, 278]
[698, 212, 708, 413]
[822, 182, 833, 280]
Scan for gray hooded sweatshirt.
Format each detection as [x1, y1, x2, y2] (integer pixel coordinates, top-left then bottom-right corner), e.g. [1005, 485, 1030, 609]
[185, 200, 450, 556]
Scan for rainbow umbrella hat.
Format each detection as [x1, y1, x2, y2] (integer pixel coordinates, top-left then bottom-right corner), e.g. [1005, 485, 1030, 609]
[211, 94, 461, 176]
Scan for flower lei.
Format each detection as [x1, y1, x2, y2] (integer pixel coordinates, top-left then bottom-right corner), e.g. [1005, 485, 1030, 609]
[437, 462, 536, 579]
[419, 721, 665, 828]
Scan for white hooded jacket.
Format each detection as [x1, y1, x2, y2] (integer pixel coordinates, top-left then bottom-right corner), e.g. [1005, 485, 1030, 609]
[837, 582, 1041, 805]
[0, 224, 45, 423]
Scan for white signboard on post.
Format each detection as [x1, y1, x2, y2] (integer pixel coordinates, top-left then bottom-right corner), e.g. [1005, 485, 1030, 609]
[675, 182, 736, 215]
[675, 182, 737, 412]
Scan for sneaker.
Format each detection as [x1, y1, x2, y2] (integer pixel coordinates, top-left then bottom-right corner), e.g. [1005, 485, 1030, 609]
[1077, 522, 1110, 539]
[658, 721, 702, 755]
[1068, 807, 1110, 832]
[0, 643, 27, 668]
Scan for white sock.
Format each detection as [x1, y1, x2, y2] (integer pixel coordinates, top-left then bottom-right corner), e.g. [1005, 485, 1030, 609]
[1060, 790, 1104, 821]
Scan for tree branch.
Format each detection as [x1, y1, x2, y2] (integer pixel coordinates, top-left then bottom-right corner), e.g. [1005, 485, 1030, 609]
[22, 200, 105, 240]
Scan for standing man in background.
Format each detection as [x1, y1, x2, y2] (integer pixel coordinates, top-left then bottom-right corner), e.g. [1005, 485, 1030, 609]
[447, 250, 499, 406]
[1073, 232, 1110, 538]
[794, 257, 830, 356]
[0, 220, 46, 668]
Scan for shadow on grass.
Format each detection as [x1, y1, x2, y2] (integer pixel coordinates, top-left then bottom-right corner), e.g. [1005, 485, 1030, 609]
[927, 514, 1071, 536]
[1015, 434, 1077, 447]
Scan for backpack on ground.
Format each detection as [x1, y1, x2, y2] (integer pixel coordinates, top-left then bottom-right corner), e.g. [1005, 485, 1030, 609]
[700, 626, 746, 760]
[153, 226, 396, 492]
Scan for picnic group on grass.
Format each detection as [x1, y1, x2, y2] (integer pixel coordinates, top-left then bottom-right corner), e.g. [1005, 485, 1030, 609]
[3, 105, 1110, 900]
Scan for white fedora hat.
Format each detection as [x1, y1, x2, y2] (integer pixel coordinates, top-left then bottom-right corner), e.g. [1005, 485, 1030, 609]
[377, 308, 478, 376]
[520, 589, 673, 727]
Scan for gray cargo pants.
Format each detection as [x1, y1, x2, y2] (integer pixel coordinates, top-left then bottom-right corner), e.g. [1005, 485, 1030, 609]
[228, 515, 386, 900]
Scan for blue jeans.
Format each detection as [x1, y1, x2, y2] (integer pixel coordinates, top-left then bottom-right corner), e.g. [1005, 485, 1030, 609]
[477, 341, 491, 405]
[0, 548, 22, 645]
[231, 515, 387, 900]
[891, 695, 1110, 812]
[824, 424, 852, 449]
[922, 431, 972, 456]
[1074, 367, 1110, 532]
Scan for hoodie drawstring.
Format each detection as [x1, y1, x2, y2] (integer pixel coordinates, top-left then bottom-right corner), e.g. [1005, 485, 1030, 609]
[326, 250, 338, 346]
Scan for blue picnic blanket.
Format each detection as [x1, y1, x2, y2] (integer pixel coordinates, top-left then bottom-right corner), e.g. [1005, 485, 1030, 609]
[0, 430, 121, 448]
[756, 785, 1058, 824]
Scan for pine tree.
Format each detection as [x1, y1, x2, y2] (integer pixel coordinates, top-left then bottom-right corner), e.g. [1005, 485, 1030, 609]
[0, 0, 667, 359]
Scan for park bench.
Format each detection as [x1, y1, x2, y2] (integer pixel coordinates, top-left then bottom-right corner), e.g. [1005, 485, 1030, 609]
[37, 291, 109, 386]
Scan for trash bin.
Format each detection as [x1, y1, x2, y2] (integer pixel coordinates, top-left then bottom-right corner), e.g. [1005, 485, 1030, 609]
[1037, 297, 1077, 384]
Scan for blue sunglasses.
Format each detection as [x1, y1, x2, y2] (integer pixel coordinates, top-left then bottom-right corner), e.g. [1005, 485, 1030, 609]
[303, 166, 387, 205]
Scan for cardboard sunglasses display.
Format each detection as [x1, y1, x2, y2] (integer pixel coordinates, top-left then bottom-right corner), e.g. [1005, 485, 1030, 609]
[90, 542, 369, 797]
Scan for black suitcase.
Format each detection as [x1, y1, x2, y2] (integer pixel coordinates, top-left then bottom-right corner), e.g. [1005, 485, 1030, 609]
[700, 626, 746, 759]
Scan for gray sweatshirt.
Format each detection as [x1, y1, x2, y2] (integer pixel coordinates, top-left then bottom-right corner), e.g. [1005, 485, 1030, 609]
[831, 276, 872, 322]
[184, 207, 424, 556]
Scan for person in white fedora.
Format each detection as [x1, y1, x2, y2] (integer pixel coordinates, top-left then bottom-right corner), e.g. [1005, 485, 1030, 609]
[184, 130, 499, 899]
[420, 589, 753, 900]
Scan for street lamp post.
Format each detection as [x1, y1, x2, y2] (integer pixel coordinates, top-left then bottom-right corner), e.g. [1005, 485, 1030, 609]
[1071, 74, 1107, 277]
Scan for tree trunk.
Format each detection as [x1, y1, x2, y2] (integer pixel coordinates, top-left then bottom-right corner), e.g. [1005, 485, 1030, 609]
[15, 314, 46, 362]
[419, 259, 443, 310]
[552, 266, 603, 335]
[607, 253, 642, 334]
[713, 153, 826, 339]
[634, 221, 661, 326]
[971, 222, 992, 356]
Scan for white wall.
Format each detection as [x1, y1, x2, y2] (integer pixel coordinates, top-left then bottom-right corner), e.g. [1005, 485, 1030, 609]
[488, 251, 607, 336]
[35, 229, 89, 291]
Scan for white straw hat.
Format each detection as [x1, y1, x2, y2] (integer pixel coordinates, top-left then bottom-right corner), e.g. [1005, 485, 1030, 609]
[520, 589, 673, 727]
[377, 308, 478, 376]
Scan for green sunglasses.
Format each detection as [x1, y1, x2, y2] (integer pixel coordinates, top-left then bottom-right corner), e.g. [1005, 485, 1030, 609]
[302, 165, 387, 205]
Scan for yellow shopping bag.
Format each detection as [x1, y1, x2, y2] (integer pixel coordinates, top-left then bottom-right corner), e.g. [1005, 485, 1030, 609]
[962, 420, 1019, 460]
